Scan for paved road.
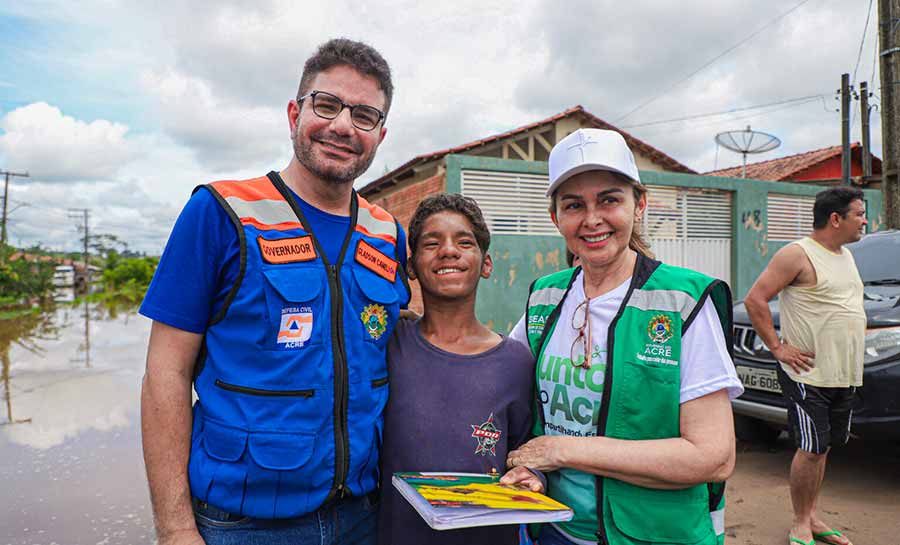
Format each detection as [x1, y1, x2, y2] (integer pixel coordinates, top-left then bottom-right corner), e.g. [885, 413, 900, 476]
[726, 436, 900, 545]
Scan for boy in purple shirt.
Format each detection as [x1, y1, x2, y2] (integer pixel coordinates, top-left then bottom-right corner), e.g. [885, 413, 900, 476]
[377, 194, 541, 545]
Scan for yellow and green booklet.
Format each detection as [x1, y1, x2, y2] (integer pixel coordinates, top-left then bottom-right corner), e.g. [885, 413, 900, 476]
[392, 472, 573, 530]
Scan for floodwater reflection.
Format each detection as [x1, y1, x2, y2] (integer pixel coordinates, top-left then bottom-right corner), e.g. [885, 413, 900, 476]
[1, 298, 154, 544]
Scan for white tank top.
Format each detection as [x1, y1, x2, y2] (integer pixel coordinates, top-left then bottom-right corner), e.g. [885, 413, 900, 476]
[778, 237, 865, 387]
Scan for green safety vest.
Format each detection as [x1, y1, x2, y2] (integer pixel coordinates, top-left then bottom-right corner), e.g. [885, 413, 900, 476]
[525, 253, 732, 545]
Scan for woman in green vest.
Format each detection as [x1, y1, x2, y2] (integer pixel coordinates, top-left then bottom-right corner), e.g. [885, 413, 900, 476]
[502, 128, 744, 545]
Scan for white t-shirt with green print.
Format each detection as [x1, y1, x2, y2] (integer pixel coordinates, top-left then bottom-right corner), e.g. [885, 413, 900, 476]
[509, 272, 742, 544]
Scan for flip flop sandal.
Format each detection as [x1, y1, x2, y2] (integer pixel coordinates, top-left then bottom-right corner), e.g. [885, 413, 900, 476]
[813, 530, 850, 545]
[790, 537, 815, 545]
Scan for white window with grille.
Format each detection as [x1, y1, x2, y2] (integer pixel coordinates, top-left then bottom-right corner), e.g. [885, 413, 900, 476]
[767, 194, 815, 242]
[460, 170, 557, 235]
[644, 185, 733, 282]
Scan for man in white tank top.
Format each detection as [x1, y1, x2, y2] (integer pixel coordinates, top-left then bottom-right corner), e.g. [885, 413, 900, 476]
[744, 187, 867, 545]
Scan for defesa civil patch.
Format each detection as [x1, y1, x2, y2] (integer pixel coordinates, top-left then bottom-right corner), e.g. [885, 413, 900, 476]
[277, 306, 313, 348]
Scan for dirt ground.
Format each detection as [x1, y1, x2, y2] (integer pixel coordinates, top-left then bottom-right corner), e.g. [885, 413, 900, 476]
[726, 436, 900, 545]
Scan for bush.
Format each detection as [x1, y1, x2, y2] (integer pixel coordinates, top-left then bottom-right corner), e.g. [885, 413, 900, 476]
[0, 259, 54, 301]
[102, 256, 159, 291]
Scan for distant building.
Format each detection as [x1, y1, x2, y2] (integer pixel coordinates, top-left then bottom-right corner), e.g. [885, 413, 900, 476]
[705, 143, 882, 187]
[8, 252, 57, 263]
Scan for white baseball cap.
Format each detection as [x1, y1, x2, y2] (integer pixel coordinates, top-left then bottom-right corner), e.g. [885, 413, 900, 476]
[546, 128, 642, 197]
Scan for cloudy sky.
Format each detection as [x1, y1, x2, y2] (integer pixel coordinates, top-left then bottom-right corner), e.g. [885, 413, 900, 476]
[0, 0, 884, 253]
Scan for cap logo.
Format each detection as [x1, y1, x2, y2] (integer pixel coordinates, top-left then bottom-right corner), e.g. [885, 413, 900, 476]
[567, 130, 599, 162]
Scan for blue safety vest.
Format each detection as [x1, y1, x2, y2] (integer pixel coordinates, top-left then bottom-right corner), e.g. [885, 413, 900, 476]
[187, 171, 410, 519]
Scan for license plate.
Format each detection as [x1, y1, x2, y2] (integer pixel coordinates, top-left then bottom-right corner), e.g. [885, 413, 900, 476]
[736, 365, 782, 394]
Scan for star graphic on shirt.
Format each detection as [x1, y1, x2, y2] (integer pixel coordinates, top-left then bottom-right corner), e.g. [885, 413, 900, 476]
[471, 413, 502, 457]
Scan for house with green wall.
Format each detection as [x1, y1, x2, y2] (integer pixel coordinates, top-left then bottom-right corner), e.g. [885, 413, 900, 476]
[360, 106, 883, 333]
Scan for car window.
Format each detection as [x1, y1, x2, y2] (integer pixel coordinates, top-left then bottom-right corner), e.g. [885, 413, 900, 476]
[847, 232, 900, 283]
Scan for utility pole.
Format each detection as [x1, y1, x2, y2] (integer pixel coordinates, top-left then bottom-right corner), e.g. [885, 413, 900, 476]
[841, 73, 852, 185]
[860, 81, 873, 179]
[880, 0, 900, 227]
[68, 208, 90, 289]
[0, 170, 29, 261]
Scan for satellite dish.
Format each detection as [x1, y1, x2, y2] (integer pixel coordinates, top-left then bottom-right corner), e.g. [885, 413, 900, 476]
[715, 126, 781, 178]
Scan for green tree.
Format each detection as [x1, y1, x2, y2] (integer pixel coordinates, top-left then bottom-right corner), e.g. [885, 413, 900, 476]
[0, 258, 54, 302]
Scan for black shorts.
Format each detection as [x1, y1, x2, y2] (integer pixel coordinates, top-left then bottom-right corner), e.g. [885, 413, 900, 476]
[776, 366, 856, 454]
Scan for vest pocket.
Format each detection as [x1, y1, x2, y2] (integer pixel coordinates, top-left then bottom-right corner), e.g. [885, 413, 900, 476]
[262, 267, 325, 351]
[351, 266, 399, 346]
[202, 417, 248, 462]
[607, 490, 713, 544]
[195, 415, 326, 517]
[247, 431, 316, 471]
[215, 379, 314, 398]
[201, 418, 316, 470]
[611, 360, 680, 440]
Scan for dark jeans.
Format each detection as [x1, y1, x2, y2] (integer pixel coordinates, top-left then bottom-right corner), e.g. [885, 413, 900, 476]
[537, 524, 578, 545]
[193, 494, 377, 545]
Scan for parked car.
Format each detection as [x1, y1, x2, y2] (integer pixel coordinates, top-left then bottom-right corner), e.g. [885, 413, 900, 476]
[731, 229, 900, 442]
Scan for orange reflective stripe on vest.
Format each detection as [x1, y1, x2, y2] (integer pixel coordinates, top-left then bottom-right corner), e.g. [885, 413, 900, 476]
[211, 177, 303, 231]
[356, 195, 397, 245]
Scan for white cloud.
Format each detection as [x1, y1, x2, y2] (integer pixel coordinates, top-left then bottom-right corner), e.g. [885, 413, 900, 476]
[1, 0, 888, 252]
[0, 103, 135, 182]
[7, 176, 181, 255]
[141, 70, 288, 173]
[513, 0, 883, 172]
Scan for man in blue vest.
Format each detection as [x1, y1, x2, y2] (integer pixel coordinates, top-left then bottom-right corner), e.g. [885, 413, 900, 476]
[140, 38, 410, 545]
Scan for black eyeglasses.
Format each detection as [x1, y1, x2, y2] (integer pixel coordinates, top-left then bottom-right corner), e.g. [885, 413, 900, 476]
[298, 90, 385, 131]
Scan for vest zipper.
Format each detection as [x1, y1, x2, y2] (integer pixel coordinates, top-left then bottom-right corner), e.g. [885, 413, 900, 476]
[262, 173, 360, 504]
[594, 259, 643, 545]
[328, 263, 350, 499]
[371, 377, 389, 388]
[593, 307, 621, 545]
[214, 379, 314, 398]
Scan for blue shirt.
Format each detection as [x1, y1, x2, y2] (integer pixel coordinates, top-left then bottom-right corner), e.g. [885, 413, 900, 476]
[141, 185, 407, 333]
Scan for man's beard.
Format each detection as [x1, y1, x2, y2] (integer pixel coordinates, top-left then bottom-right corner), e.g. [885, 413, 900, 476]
[293, 127, 377, 185]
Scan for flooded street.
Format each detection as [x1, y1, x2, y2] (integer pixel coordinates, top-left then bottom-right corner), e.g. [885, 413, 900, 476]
[1, 297, 154, 545]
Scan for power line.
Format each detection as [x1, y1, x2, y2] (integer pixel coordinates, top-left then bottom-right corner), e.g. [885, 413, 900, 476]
[850, 0, 876, 134]
[852, 0, 876, 86]
[630, 97, 831, 137]
[615, 0, 816, 122]
[7, 200, 167, 235]
[621, 94, 825, 129]
[870, 30, 880, 92]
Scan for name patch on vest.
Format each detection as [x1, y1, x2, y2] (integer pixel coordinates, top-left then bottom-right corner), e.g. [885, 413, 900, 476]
[355, 240, 397, 282]
[258, 236, 317, 264]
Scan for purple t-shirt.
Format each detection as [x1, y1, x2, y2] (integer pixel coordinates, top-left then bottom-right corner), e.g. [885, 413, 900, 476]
[378, 319, 536, 545]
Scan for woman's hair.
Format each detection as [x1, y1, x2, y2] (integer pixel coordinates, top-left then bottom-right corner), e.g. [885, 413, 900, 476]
[550, 174, 655, 260]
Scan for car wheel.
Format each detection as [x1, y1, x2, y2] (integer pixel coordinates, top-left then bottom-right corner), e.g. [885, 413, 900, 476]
[734, 414, 781, 443]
